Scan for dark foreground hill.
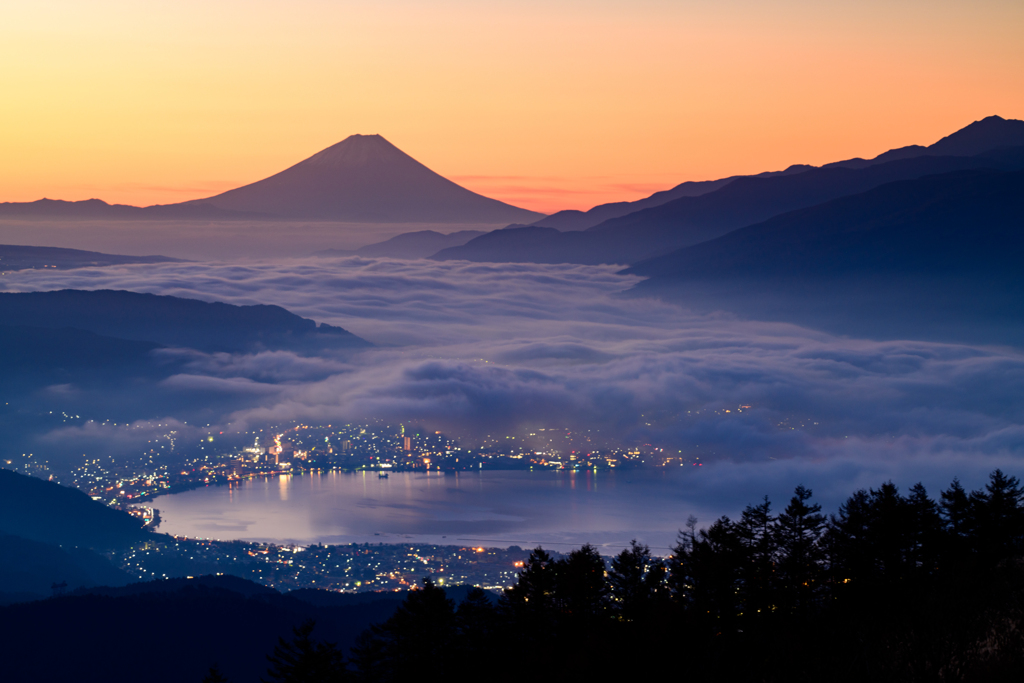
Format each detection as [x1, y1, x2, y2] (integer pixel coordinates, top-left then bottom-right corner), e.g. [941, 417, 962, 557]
[628, 168, 1024, 345]
[0, 534, 131, 604]
[0, 574, 492, 683]
[0, 289, 369, 353]
[0, 469, 148, 550]
[0, 576, 406, 683]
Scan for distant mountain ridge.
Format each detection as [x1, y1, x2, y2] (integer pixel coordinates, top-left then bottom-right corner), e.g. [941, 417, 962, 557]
[0, 289, 370, 353]
[626, 167, 1024, 345]
[0, 244, 183, 271]
[530, 166, 812, 231]
[0, 197, 266, 220]
[628, 168, 1024, 282]
[823, 114, 1024, 170]
[435, 145, 1024, 265]
[528, 115, 1024, 232]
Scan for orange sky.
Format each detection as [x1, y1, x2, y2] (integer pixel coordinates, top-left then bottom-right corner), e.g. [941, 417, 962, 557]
[1, 0, 1022, 214]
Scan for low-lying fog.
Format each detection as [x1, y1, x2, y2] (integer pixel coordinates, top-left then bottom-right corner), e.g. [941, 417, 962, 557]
[0, 220, 503, 260]
[5, 256, 1023, 519]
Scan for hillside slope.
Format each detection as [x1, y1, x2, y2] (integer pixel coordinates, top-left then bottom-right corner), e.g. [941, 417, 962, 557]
[0, 469, 148, 550]
[0, 289, 369, 353]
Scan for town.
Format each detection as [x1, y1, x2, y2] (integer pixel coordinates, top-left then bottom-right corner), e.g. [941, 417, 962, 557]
[7, 413, 754, 509]
[114, 537, 538, 593]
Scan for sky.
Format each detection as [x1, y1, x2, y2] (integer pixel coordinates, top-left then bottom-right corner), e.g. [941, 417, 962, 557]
[1, 0, 1022, 213]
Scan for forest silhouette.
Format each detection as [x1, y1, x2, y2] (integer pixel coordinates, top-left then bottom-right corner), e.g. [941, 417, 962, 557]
[211, 469, 1024, 682]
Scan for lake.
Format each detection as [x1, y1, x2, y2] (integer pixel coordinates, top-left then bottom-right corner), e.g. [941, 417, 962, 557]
[150, 469, 719, 554]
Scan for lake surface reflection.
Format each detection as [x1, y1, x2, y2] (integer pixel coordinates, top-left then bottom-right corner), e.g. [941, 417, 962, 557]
[151, 469, 713, 553]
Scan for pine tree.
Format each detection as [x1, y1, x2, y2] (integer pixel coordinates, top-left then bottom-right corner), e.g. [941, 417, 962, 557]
[667, 516, 699, 609]
[775, 485, 826, 615]
[263, 620, 347, 683]
[202, 664, 229, 683]
[940, 478, 971, 537]
[349, 630, 386, 683]
[395, 578, 454, 673]
[501, 546, 557, 618]
[608, 539, 666, 622]
[826, 488, 872, 591]
[553, 543, 609, 623]
[940, 477, 976, 569]
[736, 496, 778, 619]
[906, 482, 942, 578]
[975, 469, 1024, 565]
[455, 586, 497, 640]
[454, 586, 499, 666]
[867, 481, 911, 583]
[690, 517, 744, 625]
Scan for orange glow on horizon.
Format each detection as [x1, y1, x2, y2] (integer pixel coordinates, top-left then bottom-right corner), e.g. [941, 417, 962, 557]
[1, 1, 1022, 215]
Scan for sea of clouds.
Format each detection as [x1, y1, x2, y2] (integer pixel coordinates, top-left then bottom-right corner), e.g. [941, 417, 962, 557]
[5, 256, 1024, 515]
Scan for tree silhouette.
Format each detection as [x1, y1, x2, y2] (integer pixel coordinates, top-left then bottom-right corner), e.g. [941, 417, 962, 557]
[667, 516, 700, 608]
[263, 619, 347, 683]
[736, 496, 778, 620]
[775, 485, 825, 614]
[906, 482, 942, 578]
[608, 539, 666, 622]
[554, 543, 609, 623]
[202, 664, 230, 683]
[973, 469, 1024, 566]
[454, 587, 499, 669]
[335, 469, 1024, 682]
[502, 546, 558, 621]
[352, 578, 455, 682]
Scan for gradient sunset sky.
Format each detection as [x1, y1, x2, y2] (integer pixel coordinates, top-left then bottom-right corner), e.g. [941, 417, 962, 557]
[2, 0, 1022, 214]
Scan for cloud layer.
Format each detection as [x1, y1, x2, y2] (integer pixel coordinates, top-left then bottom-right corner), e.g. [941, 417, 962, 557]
[5, 256, 1024, 510]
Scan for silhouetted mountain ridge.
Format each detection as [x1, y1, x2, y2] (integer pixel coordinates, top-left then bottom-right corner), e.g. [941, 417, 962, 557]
[627, 168, 1024, 345]
[0, 197, 268, 220]
[527, 115, 1024, 232]
[434, 146, 1024, 264]
[628, 169, 1024, 281]
[0, 289, 369, 353]
[0, 244, 184, 271]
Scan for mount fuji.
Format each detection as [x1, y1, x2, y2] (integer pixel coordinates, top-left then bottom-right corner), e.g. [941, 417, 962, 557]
[179, 134, 545, 223]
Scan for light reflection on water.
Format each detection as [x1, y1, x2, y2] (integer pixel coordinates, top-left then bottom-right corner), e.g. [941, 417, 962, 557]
[151, 469, 708, 553]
